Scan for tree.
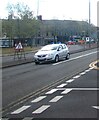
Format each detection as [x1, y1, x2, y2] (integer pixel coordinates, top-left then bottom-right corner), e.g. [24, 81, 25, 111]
[7, 2, 34, 20]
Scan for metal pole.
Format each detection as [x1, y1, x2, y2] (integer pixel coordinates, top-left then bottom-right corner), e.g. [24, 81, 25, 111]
[89, 0, 91, 48]
[37, 0, 39, 17]
[89, 0, 91, 25]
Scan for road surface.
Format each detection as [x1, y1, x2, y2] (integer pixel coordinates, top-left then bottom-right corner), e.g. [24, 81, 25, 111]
[2, 48, 98, 119]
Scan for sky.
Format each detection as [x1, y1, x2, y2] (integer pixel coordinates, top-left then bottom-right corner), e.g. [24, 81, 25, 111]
[0, 0, 98, 26]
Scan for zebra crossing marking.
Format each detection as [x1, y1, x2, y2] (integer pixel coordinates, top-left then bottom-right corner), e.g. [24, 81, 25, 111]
[32, 105, 50, 114]
[45, 89, 58, 94]
[73, 75, 81, 79]
[66, 79, 74, 83]
[57, 83, 67, 88]
[79, 72, 86, 75]
[11, 105, 30, 114]
[9, 67, 95, 116]
[31, 96, 46, 103]
[61, 89, 72, 94]
[49, 96, 63, 102]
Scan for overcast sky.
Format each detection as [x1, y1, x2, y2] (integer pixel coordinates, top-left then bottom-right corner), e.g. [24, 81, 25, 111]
[0, 0, 98, 26]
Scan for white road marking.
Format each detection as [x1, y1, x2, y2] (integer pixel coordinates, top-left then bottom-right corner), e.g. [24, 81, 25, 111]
[23, 117, 33, 120]
[85, 69, 91, 72]
[49, 96, 63, 102]
[92, 106, 99, 109]
[72, 88, 99, 90]
[66, 79, 75, 83]
[31, 96, 46, 103]
[32, 105, 50, 114]
[89, 67, 94, 70]
[53, 60, 66, 65]
[57, 83, 67, 88]
[11, 106, 30, 114]
[61, 89, 72, 94]
[53, 51, 97, 65]
[57, 88, 99, 91]
[79, 72, 86, 75]
[45, 89, 58, 94]
[89, 60, 99, 70]
[73, 75, 81, 79]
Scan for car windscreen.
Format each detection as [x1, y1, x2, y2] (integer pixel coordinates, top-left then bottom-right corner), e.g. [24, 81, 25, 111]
[41, 46, 58, 51]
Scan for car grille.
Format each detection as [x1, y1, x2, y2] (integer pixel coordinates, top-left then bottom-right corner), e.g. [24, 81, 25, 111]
[37, 55, 46, 57]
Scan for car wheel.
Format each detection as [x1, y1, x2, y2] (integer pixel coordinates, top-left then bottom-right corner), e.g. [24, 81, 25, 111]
[54, 55, 59, 63]
[66, 53, 70, 60]
[35, 61, 39, 65]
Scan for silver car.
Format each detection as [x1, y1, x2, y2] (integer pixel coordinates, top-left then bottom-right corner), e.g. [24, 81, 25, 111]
[34, 44, 70, 64]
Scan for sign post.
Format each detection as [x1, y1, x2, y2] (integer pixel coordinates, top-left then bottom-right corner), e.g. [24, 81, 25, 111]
[14, 42, 26, 60]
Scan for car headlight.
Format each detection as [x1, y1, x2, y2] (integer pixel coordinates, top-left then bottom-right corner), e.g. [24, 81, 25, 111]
[46, 53, 53, 57]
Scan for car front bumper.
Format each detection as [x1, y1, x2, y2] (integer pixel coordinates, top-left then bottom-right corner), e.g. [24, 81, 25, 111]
[34, 57, 54, 63]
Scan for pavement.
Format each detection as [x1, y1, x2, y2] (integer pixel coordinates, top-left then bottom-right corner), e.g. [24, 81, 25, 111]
[1, 44, 97, 68]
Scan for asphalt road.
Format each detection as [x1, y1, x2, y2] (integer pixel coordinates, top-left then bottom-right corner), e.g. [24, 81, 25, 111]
[1, 45, 85, 66]
[1, 44, 97, 68]
[2, 48, 98, 119]
[7, 69, 98, 119]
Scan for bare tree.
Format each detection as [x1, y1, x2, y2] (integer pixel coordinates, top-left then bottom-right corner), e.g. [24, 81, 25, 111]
[7, 2, 34, 20]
